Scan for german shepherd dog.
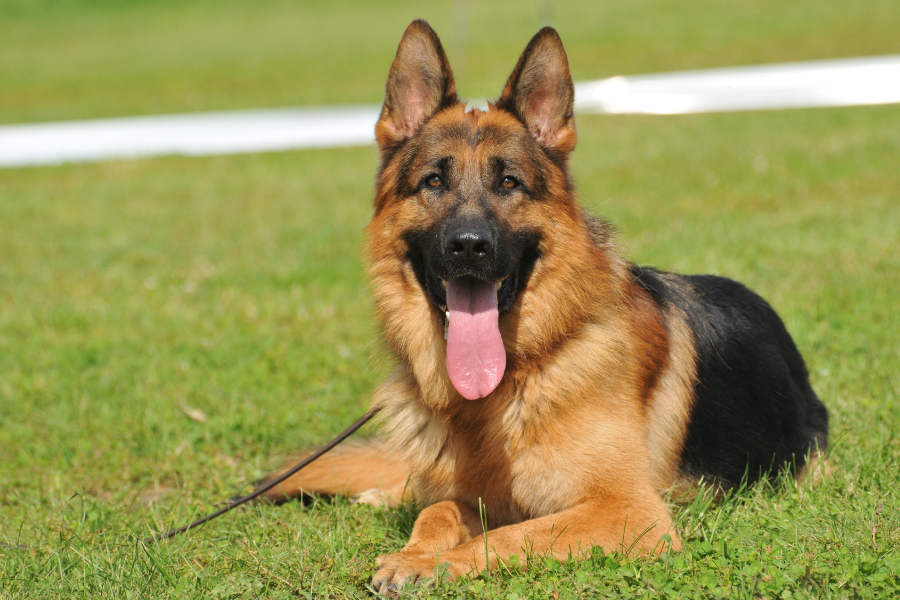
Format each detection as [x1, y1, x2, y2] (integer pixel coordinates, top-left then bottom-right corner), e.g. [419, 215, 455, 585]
[263, 20, 829, 594]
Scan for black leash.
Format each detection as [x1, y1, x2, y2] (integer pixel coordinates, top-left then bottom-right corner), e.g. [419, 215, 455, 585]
[144, 407, 381, 544]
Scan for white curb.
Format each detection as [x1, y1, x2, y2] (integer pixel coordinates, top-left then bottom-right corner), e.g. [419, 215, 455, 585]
[2, 56, 899, 168]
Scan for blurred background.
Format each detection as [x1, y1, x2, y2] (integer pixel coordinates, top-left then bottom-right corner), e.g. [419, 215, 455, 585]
[3, 0, 900, 123]
[1, 1, 898, 596]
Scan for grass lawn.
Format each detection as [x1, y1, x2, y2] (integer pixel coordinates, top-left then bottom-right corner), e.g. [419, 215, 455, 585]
[1, 0, 899, 598]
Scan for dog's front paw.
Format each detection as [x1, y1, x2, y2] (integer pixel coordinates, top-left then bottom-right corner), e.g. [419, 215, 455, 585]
[371, 551, 431, 596]
[371, 551, 461, 596]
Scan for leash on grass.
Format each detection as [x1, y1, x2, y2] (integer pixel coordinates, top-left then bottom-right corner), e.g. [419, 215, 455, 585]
[144, 407, 381, 544]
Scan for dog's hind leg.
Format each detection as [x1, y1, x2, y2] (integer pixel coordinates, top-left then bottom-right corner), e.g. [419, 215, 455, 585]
[259, 440, 411, 507]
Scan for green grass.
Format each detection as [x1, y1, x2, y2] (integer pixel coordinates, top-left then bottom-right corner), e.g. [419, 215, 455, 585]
[1, 0, 899, 598]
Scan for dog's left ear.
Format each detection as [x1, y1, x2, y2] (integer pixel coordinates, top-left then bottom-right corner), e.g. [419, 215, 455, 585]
[497, 28, 576, 155]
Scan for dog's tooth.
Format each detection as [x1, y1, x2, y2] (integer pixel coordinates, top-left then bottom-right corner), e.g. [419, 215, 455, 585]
[496, 281, 502, 291]
[441, 280, 447, 290]
[445, 310, 450, 322]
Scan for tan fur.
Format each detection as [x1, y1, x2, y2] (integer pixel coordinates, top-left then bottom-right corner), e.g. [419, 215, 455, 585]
[640, 274, 699, 492]
[795, 451, 832, 487]
[264, 440, 411, 506]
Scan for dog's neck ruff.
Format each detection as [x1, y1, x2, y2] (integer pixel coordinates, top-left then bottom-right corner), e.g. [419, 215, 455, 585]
[445, 277, 506, 399]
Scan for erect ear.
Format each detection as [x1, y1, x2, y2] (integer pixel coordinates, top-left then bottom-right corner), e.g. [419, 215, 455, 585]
[375, 20, 458, 151]
[496, 27, 576, 155]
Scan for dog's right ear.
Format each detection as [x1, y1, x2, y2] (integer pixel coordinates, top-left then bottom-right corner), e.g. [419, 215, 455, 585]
[375, 20, 458, 151]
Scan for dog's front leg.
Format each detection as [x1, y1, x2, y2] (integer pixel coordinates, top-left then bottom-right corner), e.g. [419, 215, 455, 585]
[371, 496, 679, 595]
[372, 500, 482, 594]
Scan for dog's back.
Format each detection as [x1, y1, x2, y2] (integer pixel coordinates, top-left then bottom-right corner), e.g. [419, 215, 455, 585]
[632, 266, 828, 487]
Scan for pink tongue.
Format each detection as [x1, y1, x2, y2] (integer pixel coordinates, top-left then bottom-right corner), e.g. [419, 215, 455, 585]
[445, 277, 506, 400]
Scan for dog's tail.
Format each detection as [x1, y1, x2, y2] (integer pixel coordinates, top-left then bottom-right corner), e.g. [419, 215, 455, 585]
[259, 439, 411, 507]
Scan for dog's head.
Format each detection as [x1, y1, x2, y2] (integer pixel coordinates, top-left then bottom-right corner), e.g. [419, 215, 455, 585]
[368, 21, 607, 403]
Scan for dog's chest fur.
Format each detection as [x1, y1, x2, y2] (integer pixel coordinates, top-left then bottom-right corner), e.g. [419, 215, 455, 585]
[418, 419, 574, 525]
[388, 372, 617, 527]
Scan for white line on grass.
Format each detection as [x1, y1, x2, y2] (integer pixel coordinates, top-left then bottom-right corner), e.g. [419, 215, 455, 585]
[0, 106, 380, 168]
[575, 55, 900, 115]
[2, 55, 899, 168]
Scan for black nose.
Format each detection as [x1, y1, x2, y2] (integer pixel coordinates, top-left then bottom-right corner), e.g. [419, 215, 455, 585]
[446, 226, 493, 263]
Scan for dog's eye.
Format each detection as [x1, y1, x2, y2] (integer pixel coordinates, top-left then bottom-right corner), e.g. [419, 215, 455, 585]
[425, 175, 443, 188]
[501, 176, 520, 189]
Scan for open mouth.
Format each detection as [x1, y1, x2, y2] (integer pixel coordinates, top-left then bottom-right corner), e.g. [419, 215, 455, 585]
[407, 243, 539, 400]
[421, 268, 521, 316]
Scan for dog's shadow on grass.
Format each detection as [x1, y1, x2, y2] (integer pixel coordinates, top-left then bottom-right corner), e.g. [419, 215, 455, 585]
[256, 489, 422, 548]
[671, 461, 831, 546]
